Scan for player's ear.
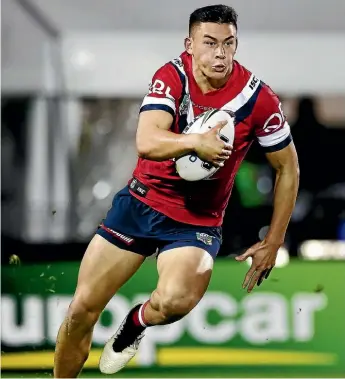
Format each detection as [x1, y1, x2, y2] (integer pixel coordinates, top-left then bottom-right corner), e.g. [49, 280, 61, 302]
[184, 37, 193, 54]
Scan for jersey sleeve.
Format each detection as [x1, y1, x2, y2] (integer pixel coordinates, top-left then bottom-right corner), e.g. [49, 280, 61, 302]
[139, 63, 182, 117]
[253, 84, 292, 152]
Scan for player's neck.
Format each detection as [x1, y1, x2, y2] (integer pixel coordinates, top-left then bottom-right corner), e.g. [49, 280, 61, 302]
[192, 63, 233, 94]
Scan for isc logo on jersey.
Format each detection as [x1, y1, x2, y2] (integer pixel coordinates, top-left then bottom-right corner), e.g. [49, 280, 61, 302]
[175, 110, 235, 181]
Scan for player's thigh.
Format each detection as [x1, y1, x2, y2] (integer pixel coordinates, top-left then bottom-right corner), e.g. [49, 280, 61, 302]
[72, 234, 145, 315]
[155, 246, 214, 313]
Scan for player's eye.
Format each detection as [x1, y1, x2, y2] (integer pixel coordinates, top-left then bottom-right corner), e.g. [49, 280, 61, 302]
[225, 41, 234, 46]
[205, 41, 216, 46]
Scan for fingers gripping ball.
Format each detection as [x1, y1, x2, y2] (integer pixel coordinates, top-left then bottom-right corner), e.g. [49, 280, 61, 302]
[175, 110, 235, 181]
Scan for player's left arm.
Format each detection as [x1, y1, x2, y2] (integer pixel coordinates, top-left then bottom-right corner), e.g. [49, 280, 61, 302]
[264, 142, 299, 245]
[236, 85, 299, 292]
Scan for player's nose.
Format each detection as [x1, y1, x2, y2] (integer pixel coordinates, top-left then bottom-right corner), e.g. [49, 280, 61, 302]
[215, 46, 226, 59]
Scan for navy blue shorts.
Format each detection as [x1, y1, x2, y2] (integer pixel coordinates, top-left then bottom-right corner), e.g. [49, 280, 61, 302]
[96, 186, 222, 258]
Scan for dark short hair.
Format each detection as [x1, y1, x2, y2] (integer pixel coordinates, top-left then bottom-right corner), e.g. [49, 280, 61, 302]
[189, 4, 238, 35]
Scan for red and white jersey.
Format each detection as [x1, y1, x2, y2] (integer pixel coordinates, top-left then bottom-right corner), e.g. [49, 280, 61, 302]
[130, 51, 292, 227]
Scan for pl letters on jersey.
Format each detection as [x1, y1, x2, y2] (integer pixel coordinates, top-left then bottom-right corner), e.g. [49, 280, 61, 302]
[149, 79, 172, 98]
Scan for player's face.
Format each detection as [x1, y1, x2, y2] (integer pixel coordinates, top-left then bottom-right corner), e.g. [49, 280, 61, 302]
[186, 22, 237, 81]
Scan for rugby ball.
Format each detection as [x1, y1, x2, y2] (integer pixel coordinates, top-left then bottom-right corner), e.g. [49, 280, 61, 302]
[175, 109, 235, 181]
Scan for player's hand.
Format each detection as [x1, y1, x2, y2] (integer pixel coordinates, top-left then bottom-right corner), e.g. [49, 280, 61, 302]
[235, 240, 280, 293]
[194, 121, 233, 167]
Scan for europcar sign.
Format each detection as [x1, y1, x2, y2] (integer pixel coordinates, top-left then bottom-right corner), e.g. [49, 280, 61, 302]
[1, 261, 344, 374]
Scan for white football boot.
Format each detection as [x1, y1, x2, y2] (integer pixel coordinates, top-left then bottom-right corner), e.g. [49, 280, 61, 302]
[99, 304, 145, 374]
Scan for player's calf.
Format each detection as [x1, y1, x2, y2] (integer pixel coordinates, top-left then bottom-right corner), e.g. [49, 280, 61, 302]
[144, 287, 200, 325]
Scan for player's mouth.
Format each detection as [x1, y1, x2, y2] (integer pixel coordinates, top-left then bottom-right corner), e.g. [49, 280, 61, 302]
[212, 64, 227, 73]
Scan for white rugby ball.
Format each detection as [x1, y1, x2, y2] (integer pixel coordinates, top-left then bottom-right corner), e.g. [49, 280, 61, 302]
[175, 109, 235, 181]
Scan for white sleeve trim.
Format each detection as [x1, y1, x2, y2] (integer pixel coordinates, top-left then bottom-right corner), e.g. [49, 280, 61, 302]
[257, 121, 291, 147]
[141, 96, 176, 113]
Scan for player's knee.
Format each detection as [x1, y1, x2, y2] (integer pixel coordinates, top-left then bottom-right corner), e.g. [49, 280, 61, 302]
[159, 289, 199, 321]
[67, 291, 101, 331]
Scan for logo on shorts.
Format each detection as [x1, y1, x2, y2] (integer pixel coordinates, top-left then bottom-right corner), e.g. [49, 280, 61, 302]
[130, 179, 137, 189]
[129, 177, 149, 197]
[110, 229, 134, 245]
[196, 232, 213, 246]
[101, 224, 134, 245]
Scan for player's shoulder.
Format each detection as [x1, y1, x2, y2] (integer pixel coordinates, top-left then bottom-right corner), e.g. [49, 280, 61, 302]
[153, 61, 179, 78]
[148, 54, 187, 98]
[236, 60, 279, 99]
[235, 61, 253, 81]
[151, 52, 188, 82]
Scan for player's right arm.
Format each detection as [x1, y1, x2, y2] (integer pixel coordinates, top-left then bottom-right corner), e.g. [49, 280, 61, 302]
[136, 109, 197, 161]
[136, 64, 231, 165]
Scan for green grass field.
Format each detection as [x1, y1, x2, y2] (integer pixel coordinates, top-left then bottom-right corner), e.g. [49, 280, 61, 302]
[2, 367, 345, 378]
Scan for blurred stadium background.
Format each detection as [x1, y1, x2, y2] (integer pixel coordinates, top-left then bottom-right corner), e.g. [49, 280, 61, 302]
[1, 0, 345, 377]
